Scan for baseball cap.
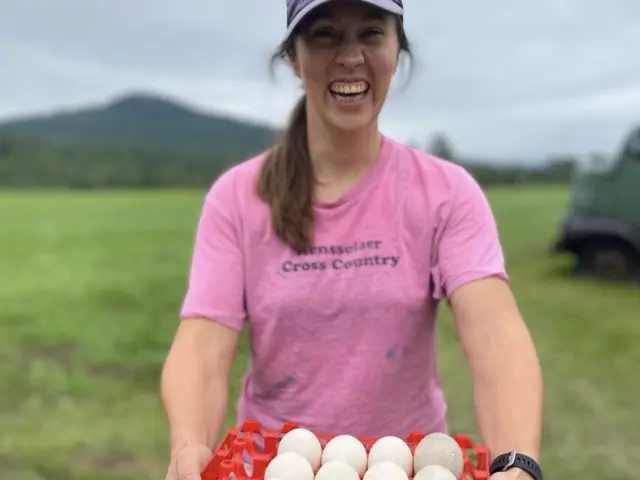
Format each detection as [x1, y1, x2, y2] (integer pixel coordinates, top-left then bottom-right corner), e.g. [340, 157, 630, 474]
[285, 0, 404, 39]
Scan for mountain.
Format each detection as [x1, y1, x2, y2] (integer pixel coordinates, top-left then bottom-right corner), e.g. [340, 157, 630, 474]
[0, 91, 581, 189]
[0, 92, 280, 157]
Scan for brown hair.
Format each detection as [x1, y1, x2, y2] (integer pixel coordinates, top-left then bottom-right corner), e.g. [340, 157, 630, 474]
[257, 15, 413, 254]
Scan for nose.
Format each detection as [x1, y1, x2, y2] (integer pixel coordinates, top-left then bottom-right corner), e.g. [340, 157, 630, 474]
[335, 38, 365, 69]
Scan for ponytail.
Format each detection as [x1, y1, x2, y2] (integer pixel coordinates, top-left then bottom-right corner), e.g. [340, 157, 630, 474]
[257, 95, 314, 253]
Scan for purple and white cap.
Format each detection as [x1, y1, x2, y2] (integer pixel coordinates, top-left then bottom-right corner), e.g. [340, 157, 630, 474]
[285, 0, 403, 39]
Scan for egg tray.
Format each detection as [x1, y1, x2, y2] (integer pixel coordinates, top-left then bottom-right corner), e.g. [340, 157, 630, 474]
[201, 420, 490, 480]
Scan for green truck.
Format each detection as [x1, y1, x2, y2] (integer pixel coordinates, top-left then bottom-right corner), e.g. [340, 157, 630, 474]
[552, 125, 640, 282]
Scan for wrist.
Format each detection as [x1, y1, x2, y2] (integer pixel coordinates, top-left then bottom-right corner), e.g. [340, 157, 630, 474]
[170, 436, 211, 458]
[505, 468, 534, 479]
[490, 452, 542, 480]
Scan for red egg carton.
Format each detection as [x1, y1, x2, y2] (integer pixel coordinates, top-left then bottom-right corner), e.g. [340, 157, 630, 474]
[202, 420, 490, 480]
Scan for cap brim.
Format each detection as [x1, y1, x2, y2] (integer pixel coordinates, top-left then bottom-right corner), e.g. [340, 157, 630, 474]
[284, 0, 403, 40]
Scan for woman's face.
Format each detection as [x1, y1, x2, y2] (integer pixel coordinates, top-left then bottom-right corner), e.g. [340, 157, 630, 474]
[290, 1, 401, 133]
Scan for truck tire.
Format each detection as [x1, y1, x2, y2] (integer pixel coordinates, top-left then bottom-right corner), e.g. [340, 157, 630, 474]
[576, 237, 640, 282]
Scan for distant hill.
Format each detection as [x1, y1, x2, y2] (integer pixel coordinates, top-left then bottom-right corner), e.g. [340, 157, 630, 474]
[0, 91, 580, 189]
[0, 92, 280, 158]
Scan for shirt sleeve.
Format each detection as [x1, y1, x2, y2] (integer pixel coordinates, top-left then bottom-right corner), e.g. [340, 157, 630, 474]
[179, 170, 246, 331]
[431, 167, 509, 301]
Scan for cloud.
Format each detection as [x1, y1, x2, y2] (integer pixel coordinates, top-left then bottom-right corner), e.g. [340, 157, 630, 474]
[1, 0, 639, 159]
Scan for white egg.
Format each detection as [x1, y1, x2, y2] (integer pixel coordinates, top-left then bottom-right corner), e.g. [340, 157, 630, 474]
[277, 428, 323, 472]
[321, 435, 368, 476]
[413, 432, 464, 478]
[414, 464, 458, 480]
[264, 451, 314, 480]
[315, 460, 361, 480]
[367, 436, 413, 476]
[363, 460, 409, 480]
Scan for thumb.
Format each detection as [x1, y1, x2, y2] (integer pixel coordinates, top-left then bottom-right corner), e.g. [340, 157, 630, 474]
[174, 445, 213, 480]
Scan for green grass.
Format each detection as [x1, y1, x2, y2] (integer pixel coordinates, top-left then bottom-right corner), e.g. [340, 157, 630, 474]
[0, 187, 638, 479]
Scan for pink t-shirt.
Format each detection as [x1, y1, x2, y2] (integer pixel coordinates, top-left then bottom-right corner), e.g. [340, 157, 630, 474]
[180, 136, 508, 439]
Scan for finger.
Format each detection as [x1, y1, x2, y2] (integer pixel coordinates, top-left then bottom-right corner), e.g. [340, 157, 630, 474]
[181, 474, 202, 480]
[164, 458, 176, 480]
[165, 458, 180, 480]
[175, 454, 202, 480]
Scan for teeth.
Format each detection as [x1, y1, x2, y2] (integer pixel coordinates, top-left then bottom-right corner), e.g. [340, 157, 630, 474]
[334, 91, 366, 102]
[330, 82, 368, 95]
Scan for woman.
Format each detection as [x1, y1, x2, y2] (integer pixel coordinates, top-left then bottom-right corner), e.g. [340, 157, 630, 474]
[161, 1, 544, 479]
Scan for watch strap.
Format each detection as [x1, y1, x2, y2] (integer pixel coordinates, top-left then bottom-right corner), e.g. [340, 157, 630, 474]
[489, 451, 543, 480]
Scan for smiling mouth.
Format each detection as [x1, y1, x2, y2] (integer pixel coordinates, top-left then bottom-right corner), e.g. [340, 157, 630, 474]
[328, 81, 370, 102]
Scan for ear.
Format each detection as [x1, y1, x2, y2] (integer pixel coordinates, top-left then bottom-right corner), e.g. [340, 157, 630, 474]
[391, 55, 399, 75]
[395, 44, 402, 72]
[289, 52, 302, 78]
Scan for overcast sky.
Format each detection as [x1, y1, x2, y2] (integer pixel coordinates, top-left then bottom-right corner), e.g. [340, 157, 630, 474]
[1, 0, 639, 161]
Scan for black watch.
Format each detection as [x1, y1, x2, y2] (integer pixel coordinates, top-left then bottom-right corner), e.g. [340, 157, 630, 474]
[489, 451, 543, 480]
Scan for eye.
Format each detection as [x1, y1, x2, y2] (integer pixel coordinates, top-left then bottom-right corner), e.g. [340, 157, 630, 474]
[363, 27, 384, 38]
[311, 28, 337, 39]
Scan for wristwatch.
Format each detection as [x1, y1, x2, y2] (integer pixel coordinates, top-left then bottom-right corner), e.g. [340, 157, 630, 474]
[489, 451, 543, 480]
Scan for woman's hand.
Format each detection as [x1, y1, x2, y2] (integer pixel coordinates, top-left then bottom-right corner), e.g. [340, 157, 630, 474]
[491, 469, 533, 479]
[165, 444, 212, 480]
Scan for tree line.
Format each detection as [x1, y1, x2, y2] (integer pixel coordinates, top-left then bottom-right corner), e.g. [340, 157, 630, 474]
[424, 132, 579, 186]
[0, 132, 582, 189]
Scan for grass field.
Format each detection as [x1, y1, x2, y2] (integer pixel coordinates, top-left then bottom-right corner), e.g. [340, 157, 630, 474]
[1, 186, 638, 479]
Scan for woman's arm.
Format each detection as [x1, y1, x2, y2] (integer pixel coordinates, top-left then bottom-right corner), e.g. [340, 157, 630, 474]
[163, 167, 245, 455]
[161, 318, 241, 455]
[450, 276, 543, 477]
[428, 165, 543, 477]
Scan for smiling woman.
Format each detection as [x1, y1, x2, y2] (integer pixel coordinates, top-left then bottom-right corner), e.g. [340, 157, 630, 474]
[160, 1, 545, 480]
